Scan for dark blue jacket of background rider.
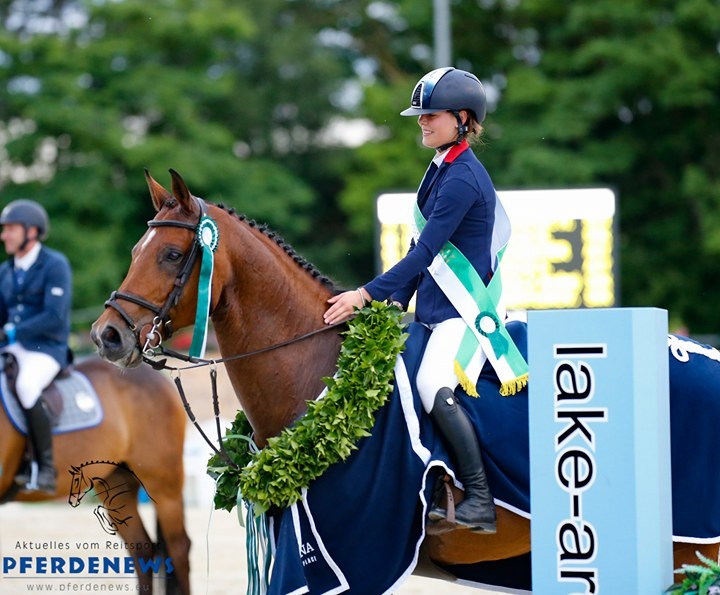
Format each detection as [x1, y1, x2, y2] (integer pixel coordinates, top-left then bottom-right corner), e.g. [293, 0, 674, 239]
[0, 246, 72, 367]
[364, 143, 497, 325]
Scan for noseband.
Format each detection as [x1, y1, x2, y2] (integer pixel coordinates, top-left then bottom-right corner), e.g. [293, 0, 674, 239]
[104, 199, 207, 353]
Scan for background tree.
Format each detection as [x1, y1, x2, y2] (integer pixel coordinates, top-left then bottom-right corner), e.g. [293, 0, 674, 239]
[0, 0, 360, 326]
[481, 0, 720, 332]
[339, 0, 720, 332]
[1, 0, 719, 335]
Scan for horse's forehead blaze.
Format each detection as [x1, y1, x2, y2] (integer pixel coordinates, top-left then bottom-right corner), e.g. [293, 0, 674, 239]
[136, 228, 157, 256]
[124, 220, 197, 301]
[132, 224, 186, 259]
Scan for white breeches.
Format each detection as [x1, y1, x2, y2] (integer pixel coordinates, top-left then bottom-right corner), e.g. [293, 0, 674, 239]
[416, 317, 488, 413]
[4, 343, 61, 409]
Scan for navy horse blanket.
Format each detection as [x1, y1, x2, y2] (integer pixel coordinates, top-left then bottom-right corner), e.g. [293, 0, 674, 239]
[266, 321, 720, 594]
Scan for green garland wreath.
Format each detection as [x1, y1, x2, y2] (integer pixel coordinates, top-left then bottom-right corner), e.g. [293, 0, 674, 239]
[207, 301, 408, 515]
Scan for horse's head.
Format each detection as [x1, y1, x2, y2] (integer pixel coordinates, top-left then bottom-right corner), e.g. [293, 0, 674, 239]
[91, 169, 210, 367]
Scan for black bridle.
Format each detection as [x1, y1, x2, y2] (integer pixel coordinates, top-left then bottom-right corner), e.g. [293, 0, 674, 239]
[104, 199, 207, 353]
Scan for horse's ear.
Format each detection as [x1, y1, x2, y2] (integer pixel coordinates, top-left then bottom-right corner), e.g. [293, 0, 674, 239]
[169, 169, 195, 215]
[144, 169, 173, 212]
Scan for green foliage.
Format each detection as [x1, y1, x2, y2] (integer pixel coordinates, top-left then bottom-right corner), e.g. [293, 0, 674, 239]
[206, 412, 255, 513]
[458, 1, 720, 332]
[343, 0, 720, 333]
[207, 301, 408, 515]
[666, 550, 720, 595]
[0, 0, 354, 315]
[2, 0, 720, 334]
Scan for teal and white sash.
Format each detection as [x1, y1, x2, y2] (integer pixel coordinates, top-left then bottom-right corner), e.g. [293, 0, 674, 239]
[413, 197, 528, 397]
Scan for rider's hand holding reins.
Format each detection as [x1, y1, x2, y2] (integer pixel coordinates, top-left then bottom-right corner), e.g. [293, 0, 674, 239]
[324, 287, 371, 325]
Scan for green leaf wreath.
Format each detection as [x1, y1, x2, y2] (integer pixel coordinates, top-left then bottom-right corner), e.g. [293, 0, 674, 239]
[207, 301, 408, 515]
[666, 551, 720, 595]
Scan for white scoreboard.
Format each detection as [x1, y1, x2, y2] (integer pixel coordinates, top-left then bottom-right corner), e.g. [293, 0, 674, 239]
[375, 188, 617, 311]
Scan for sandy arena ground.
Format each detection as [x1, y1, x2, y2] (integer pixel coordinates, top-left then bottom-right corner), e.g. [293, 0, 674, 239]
[0, 353, 501, 594]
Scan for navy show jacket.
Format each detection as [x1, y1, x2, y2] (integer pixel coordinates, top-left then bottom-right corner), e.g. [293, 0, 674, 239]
[0, 245, 72, 367]
[364, 141, 497, 325]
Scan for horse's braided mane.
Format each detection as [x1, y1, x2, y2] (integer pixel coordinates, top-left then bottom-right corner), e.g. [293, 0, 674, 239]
[76, 459, 132, 471]
[214, 202, 339, 292]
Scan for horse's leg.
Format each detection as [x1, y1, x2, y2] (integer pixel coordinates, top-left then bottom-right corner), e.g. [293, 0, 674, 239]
[105, 469, 155, 594]
[129, 446, 190, 593]
[119, 369, 190, 595]
[148, 489, 191, 594]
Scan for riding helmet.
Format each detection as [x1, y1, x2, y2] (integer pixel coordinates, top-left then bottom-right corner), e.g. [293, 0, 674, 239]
[0, 199, 50, 240]
[400, 67, 487, 123]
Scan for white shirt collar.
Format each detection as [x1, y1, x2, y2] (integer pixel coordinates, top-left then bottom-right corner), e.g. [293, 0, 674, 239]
[14, 242, 42, 271]
[432, 147, 450, 167]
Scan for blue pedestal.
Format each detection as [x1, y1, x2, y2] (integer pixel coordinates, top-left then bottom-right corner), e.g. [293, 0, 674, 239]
[528, 308, 672, 594]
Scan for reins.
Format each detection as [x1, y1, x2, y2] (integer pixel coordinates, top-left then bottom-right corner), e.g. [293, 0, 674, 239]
[141, 322, 344, 471]
[141, 323, 343, 372]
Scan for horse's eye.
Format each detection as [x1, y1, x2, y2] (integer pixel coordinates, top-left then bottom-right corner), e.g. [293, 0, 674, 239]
[165, 249, 184, 263]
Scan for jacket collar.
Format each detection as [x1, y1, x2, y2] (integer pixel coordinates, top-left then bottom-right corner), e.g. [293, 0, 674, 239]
[12, 242, 42, 271]
[417, 140, 472, 210]
[443, 139, 470, 164]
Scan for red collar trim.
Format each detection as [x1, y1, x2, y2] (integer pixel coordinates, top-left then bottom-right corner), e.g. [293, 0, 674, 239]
[443, 140, 470, 164]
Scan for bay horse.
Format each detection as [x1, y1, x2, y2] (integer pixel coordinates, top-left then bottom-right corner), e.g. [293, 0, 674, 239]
[90, 169, 717, 591]
[0, 356, 190, 594]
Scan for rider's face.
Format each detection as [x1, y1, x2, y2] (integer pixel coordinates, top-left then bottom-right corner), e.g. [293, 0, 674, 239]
[417, 110, 465, 151]
[1, 223, 33, 256]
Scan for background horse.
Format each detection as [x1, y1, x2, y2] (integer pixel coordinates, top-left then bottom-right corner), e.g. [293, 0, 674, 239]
[0, 356, 191, 595]
[90, 169, 717, 591]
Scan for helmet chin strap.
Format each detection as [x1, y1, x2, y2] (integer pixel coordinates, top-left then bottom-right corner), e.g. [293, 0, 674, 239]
[435, 110, 467, 153]
[18, 227, 37, 254]
[18, 229, 30, 253]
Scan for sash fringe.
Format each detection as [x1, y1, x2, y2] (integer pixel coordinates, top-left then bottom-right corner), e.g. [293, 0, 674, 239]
[454, 360, 479, 397]
[500, 373, 529, 397]
[455, 362, 528, 398]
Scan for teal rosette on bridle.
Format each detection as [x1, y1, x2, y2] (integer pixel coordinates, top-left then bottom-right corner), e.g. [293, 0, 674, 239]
[190, 215, 220, 358]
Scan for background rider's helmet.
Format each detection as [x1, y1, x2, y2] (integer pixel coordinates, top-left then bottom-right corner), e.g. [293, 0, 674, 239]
[400, 67, 487, 123]
[0, 199, 50, 240]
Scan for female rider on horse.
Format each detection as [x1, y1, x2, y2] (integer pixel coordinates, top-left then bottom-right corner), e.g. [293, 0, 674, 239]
[325, 67, 527, 534]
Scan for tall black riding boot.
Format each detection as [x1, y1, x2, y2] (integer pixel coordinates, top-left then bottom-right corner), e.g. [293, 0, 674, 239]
[428, 387, 496, 533]
[15, 400, 56, 494]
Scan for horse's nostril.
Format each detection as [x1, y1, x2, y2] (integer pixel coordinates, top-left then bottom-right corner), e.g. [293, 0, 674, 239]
[100, 325, 122, 348]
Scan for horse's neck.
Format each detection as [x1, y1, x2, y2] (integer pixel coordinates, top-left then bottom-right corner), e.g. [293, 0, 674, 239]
[212, 234, 342, 444]
[214, 305, 341, 444]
